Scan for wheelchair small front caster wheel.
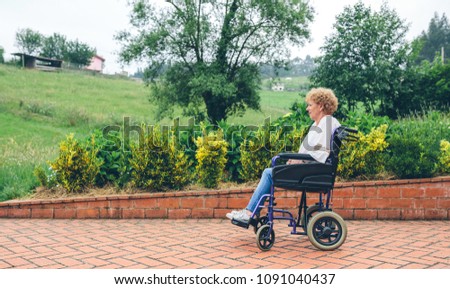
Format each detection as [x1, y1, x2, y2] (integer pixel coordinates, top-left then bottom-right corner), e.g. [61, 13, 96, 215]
[307, 211, 347, 251]
[256, 225, 275, 251]
[253, 215, 269, 234]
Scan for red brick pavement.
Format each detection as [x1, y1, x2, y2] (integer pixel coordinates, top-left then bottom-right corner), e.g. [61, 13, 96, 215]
[0, 219, 448, 269]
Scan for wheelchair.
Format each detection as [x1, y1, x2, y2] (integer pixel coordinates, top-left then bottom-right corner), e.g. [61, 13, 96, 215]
[231, 126, 358, 251]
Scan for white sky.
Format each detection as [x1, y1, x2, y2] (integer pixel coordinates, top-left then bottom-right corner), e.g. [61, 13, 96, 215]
[0, 0, 449, 74]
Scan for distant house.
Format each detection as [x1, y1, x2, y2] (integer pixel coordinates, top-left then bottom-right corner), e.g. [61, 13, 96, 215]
[271, 83, 285, 91]
[12, 53, 63, 71]
[85, 55, 105, 73]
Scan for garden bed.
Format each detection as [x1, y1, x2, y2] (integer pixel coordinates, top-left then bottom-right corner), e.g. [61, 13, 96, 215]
[1, 176, 449, 220]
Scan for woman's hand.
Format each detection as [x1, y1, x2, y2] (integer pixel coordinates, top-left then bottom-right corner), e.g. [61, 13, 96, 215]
[287, 159, 304, 165]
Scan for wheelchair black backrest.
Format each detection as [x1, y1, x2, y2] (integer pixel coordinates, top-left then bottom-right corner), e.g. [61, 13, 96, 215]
[326, 126, 359, 178]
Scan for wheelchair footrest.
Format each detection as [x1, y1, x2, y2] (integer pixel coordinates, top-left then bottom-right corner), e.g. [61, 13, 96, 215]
[231, 219, 250, 229]
[231, 218, 258, 229]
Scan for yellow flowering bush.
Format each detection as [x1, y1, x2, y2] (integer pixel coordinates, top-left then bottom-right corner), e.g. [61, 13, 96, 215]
[50, 134, 102, 192]
[168, 135, 192, 189]
[129, 126, 191, 191]
[436, 140, 450, 174]
[195, 129, 228, 188]
[338, 124, 388, 179]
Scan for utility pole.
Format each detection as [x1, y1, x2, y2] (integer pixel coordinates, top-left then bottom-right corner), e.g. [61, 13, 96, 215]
[442, 46, 445, 64]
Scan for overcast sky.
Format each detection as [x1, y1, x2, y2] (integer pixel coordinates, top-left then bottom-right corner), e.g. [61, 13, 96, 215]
[0, 0, 449, 74]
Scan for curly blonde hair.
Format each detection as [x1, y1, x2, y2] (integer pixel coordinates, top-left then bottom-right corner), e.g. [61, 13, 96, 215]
[305, 88, 338, 115]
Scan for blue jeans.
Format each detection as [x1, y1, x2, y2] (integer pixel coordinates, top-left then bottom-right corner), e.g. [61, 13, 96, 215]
[246, 168, 273, 214]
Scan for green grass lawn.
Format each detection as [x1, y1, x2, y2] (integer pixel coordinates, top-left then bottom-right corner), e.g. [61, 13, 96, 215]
[0, 64, 306, 200]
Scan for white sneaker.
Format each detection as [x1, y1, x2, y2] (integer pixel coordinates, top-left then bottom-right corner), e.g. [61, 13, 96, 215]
[232, 210, 250, 223]
[226, 209, 245, 220]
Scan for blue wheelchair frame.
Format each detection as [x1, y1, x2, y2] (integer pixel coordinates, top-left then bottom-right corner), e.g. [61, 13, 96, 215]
[231, 126, 358, 251]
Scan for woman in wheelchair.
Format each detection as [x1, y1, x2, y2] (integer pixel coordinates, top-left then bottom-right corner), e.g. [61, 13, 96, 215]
[226, 87, 340, 224]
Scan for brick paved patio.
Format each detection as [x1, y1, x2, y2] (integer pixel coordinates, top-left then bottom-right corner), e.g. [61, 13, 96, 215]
[0, 219, 448, 269]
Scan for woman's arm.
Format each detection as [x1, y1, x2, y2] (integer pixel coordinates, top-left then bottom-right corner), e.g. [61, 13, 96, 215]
[286, 159, 305, 165]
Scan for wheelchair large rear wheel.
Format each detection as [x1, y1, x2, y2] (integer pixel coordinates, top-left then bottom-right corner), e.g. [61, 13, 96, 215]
[307, 211, 347, 251]
[256, 225, 275, 251]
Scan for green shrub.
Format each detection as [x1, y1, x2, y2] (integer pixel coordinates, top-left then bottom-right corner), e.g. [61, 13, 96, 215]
[388, 111, 450, 159]
[217, 121, 245, 182]
[436, 140, 450, 174]
[129, 126, 191, 191]
[90, 130, 131, 188]
[386, 135, 436, 179]
[195, 129, 228, 188]
[386, 110, 450, 178]
[239, 125, 288, 182]
[338, 125, 389, 179]
[97, 150, 130, 188]
[50, 134, 103, 192]
[342, 110, 391, 134]
[33, 165, 57, 188]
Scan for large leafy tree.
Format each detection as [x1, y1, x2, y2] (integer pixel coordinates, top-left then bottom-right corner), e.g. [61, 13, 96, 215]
[15, 28, 43, 55]
[310, 2, 410, 117]
[65, 39, 96, 67]
[415, 12, 450, 64]
[117, 0, 314, 123]
[41, 33, 68, 60]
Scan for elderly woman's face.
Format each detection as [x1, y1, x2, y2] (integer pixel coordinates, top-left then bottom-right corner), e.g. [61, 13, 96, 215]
[306, 100, 323, 122]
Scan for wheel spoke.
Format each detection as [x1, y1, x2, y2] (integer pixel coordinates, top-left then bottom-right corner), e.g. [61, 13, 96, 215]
[316, 223, 325, 230]
[315, 231, 325, 239]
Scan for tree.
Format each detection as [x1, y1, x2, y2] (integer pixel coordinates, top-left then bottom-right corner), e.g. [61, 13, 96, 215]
[310, 2, 410, 117]
[41, 33, 67, 60]
[416, 12, 450, 63]
[116, 0, 314, 123]
[398, 58, 450, 114]
[65, 39, 96, 67]
[15, 28, 43, 55]
[0, 46, 4, 63]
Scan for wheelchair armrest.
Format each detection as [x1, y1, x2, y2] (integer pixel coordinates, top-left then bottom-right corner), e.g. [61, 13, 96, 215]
[277, 152, 316, 162]
[344, 127, 358, 134]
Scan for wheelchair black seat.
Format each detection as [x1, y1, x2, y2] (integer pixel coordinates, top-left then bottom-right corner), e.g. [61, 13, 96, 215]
[273, 126, 358, 192]
[273, 162, 333, 191]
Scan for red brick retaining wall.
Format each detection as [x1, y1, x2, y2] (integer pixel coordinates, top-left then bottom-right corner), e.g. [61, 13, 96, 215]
[0, 176, 449, 220]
